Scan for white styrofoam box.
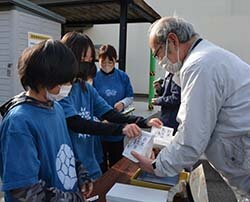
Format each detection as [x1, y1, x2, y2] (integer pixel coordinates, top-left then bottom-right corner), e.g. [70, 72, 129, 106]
[106, 183, 168, 202]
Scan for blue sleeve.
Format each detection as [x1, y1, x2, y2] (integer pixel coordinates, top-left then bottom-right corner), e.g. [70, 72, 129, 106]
[90, 85, 112, 118]
[59, 96, 78, 118]
[1, 120, 39, 191]
[123, 73, 134, 98]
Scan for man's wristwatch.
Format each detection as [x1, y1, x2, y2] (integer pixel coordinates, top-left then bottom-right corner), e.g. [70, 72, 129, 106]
[151, 160, 157, 170]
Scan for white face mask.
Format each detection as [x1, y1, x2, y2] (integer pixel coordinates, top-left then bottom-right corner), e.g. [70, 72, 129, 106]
[46, 85, 72, 101]
[158, 40, 182, 73]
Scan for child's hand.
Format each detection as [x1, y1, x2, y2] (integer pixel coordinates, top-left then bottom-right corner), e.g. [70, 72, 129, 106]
[147, 118, 163, 128]
[114, 102, 124, 112]
[122, 124, 141, 138]
[81, 181, 93, 198]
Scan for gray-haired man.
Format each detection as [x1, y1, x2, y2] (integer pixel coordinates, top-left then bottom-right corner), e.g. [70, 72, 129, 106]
[132, 16, 250, 198]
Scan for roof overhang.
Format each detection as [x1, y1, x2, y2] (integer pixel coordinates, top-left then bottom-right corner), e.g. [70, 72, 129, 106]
[28, 0, 160, 26]
[24, 0, 161, 71]
[0, 0, 65, 23]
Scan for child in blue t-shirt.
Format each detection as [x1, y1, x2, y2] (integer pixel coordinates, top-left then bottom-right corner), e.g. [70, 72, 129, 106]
[60, 32, 162, 179]
[79, 61, 105, 174]
[93, 44, 135, 171]
[0, 40, 92, 202]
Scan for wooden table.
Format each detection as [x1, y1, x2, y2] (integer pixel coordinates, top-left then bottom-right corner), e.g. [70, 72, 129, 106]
[91, 158, 185, 202]
[90, 158, 237, 202]
[91, 158, 139, 202]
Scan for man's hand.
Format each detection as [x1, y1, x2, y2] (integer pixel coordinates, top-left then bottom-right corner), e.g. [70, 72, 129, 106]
[131, 151, 154, 173]
[147, 118, 163, 128]
[122, 124, 141, 138]
[114, 102, 124, 112]
[81, 181, 93, 199]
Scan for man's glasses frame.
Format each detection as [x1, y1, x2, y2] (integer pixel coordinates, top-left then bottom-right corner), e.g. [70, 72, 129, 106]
[152, 44, 163, 59]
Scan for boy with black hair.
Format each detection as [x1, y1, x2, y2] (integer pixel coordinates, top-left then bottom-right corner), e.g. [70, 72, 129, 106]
[0, 40, 92, 202]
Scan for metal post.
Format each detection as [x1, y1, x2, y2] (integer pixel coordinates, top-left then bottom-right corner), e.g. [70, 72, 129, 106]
[148, 50, 156, 110]
[118, 0, 128, 71]
[61, 24, 65, 37]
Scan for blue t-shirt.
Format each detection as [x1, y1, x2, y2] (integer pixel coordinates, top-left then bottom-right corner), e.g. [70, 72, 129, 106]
[94, 136, 103, 164]
[93, 116, 103, 165]
[0, 102, 78, 201]
[94, 68, 134, 142]
[59, 82, 112, 179]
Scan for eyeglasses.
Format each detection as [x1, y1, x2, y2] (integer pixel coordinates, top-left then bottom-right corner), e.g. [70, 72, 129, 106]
[152, 44, 162, 59]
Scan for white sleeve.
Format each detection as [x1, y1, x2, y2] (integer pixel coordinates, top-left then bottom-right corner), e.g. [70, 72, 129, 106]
[154, 63, 223, 177]
[120, 97, 134, 108]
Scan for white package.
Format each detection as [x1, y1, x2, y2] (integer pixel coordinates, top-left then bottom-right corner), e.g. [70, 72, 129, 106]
[151, 126, 174, 148]
[106, 183, 168, 202]
[122, 130, 153, 163]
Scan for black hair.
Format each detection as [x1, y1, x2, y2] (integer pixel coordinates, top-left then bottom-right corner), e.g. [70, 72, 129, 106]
[85, 35, 96, 62]
[61, 32, 96, 92]
[99, 44, 117, 61]
[61, 31, 96, 65]
[18, 39, 78, 93]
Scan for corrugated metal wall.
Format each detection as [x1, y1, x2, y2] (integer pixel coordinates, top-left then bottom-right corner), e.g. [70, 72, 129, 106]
[0, 11, 12, 105]
[0, 9, 61, 105]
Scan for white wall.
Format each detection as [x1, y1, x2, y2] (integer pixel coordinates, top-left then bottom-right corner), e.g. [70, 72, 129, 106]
[84, 23, 158, 95]
[147, 0, 250, 63]
[85, 0, 250, 94]
[0, 9, 61, 104]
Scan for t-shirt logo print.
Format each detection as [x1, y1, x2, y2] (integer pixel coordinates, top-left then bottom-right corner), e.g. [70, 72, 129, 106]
[78, 107, 91, 138]
[79, 107, 91, 120]
[56, 144, 77, 190]
[105, 89, 117, 97]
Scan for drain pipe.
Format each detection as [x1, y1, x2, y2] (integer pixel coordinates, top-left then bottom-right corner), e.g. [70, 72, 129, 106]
[148, 50, 156, 110]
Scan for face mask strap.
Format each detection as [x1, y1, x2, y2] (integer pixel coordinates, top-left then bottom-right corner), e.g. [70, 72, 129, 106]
[177, 47, 180, 63]
[164, 39, 169, 58]
[165, 38, 181, 64]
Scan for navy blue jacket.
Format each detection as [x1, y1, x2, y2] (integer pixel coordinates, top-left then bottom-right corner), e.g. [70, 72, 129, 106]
[155, 73, 181, 133]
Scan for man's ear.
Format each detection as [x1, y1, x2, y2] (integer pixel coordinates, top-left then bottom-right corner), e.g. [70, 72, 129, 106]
[167, 33, 179, 47]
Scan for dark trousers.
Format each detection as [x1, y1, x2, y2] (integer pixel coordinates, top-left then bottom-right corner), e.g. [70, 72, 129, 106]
[101, 140, 124, 173]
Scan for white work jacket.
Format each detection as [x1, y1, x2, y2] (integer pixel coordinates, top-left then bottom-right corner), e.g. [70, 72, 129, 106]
[154, 40, 250, 194]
